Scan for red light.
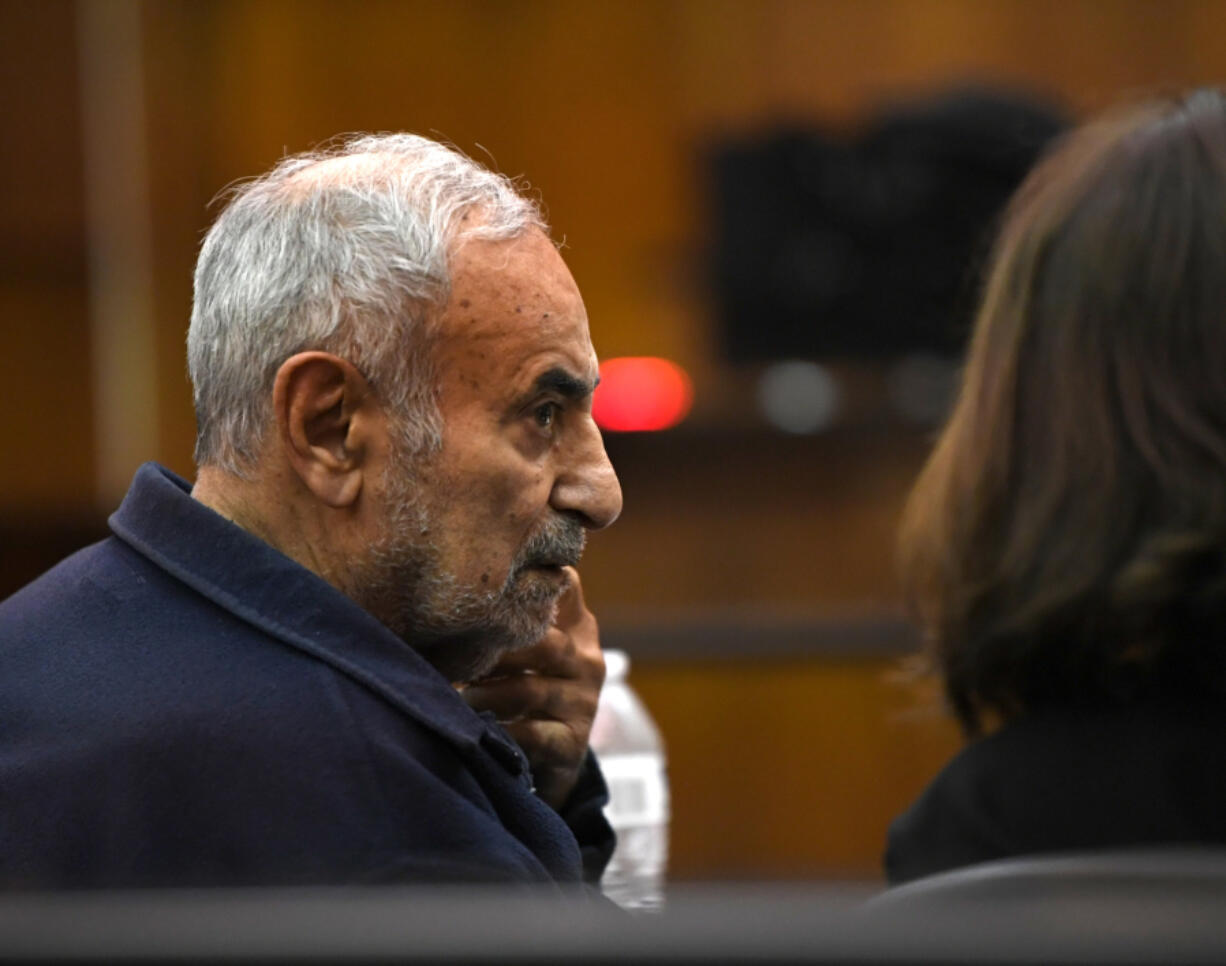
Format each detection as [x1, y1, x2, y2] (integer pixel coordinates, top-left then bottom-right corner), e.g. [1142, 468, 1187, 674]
[592, 357, 693, 432]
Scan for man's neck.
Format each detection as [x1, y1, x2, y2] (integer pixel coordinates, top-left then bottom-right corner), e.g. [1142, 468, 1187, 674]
[193, 465, 269, 536]
[192, 464, 332, 581]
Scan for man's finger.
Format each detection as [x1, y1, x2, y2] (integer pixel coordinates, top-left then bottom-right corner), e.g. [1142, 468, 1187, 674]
[462, 674, 594, 724]
[501, 718, 579, 764]
[480, 628, 579, 678]
[554, 566, 586, 623]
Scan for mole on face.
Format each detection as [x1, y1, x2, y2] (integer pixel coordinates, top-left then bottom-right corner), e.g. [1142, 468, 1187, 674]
[515, 306, 522, 314]
[459, 299, 471, 309]
[480, 572, 490, 585]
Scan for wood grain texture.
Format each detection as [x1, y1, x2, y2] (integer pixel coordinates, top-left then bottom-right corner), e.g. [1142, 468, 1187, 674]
[630, 655, 960, 880]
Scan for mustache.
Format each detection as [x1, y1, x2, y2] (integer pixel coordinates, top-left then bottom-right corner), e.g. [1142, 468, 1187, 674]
[515, 515, 587, 571]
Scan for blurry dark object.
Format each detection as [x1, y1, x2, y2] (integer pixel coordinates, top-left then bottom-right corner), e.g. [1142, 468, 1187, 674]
[871, 846, 1226, 909]
[708, 86, 1067, 361]
[6, 866, 1226, 964]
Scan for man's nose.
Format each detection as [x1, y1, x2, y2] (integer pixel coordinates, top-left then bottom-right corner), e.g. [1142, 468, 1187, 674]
[551, 422, 623, 531]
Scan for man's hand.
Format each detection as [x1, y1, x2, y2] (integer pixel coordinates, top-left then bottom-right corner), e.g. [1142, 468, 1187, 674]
[461, 567, 605, 811]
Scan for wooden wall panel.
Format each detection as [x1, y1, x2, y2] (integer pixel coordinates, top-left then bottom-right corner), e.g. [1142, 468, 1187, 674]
[125, 0, 1226, 482]
[0, 0, 92, 513]
[587, 431, 930, 612]
[630, 656, 961, 880]
[0, 290, 93, 510]
[10, 0, 1226, 508]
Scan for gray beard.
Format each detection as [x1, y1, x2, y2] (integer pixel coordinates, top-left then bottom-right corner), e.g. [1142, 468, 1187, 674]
[358, 460, 586, 683]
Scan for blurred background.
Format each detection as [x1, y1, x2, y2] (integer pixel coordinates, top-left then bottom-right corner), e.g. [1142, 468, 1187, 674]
[4, 0, 1226, 886]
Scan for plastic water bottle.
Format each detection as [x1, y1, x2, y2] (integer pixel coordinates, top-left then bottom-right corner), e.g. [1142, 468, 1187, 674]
[589, 648, 669, 911]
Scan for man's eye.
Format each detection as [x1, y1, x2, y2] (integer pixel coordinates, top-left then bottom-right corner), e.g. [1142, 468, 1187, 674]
[533, 402, 560, 431]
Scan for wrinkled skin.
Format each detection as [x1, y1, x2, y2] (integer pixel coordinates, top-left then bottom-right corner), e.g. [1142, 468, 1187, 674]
[359, 228, 622, 807]
[461, 567, 606, 809]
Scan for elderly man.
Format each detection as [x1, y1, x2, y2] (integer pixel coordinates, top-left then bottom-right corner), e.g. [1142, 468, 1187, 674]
[0, 135, 622, 889]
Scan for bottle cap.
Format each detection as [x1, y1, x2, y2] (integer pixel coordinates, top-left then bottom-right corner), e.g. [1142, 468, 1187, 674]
[604, 648, 628, 682]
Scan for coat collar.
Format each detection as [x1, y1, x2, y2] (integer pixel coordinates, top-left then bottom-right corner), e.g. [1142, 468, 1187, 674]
[108, 462, 523, 764]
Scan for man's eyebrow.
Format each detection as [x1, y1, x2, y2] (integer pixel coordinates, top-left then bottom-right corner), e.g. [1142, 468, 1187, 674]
[533, 366, 598, 399]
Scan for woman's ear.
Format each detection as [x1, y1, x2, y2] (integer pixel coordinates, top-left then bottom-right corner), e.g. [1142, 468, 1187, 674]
[272, 352, 375, 508]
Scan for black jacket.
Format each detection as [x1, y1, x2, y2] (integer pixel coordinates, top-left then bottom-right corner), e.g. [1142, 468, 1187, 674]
[886, 701, 1226, 884]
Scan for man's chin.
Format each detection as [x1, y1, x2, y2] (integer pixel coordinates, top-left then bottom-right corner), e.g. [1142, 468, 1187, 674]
[411, 597, 560, 685]
[410, 627, 514, 685]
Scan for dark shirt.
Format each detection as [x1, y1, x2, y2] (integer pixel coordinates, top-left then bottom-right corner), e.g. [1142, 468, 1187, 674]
[0, 463, 613, 889]
[885, 702, 1226, 884]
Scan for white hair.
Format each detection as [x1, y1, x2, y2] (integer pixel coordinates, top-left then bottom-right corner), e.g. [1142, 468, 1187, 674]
[187, 133, 546, 474]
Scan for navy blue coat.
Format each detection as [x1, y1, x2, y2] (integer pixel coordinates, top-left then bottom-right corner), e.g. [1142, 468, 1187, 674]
[0, 464, 613, 889]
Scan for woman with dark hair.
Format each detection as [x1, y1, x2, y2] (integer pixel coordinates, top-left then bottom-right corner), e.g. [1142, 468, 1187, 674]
[886, 89, 1226, 885]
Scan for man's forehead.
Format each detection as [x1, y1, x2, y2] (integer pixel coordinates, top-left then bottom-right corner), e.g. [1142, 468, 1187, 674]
[485, 328, 600, 392]
[437, 279, 591, 349]
[448, 229, 565, 294]
[433, 231, 597, 388]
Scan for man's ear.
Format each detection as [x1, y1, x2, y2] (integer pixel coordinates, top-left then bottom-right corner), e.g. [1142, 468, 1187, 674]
[272, 352, 376, 508]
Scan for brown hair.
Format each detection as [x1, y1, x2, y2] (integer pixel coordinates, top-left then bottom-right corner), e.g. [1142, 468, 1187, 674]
[900, 89, 1226, 735]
